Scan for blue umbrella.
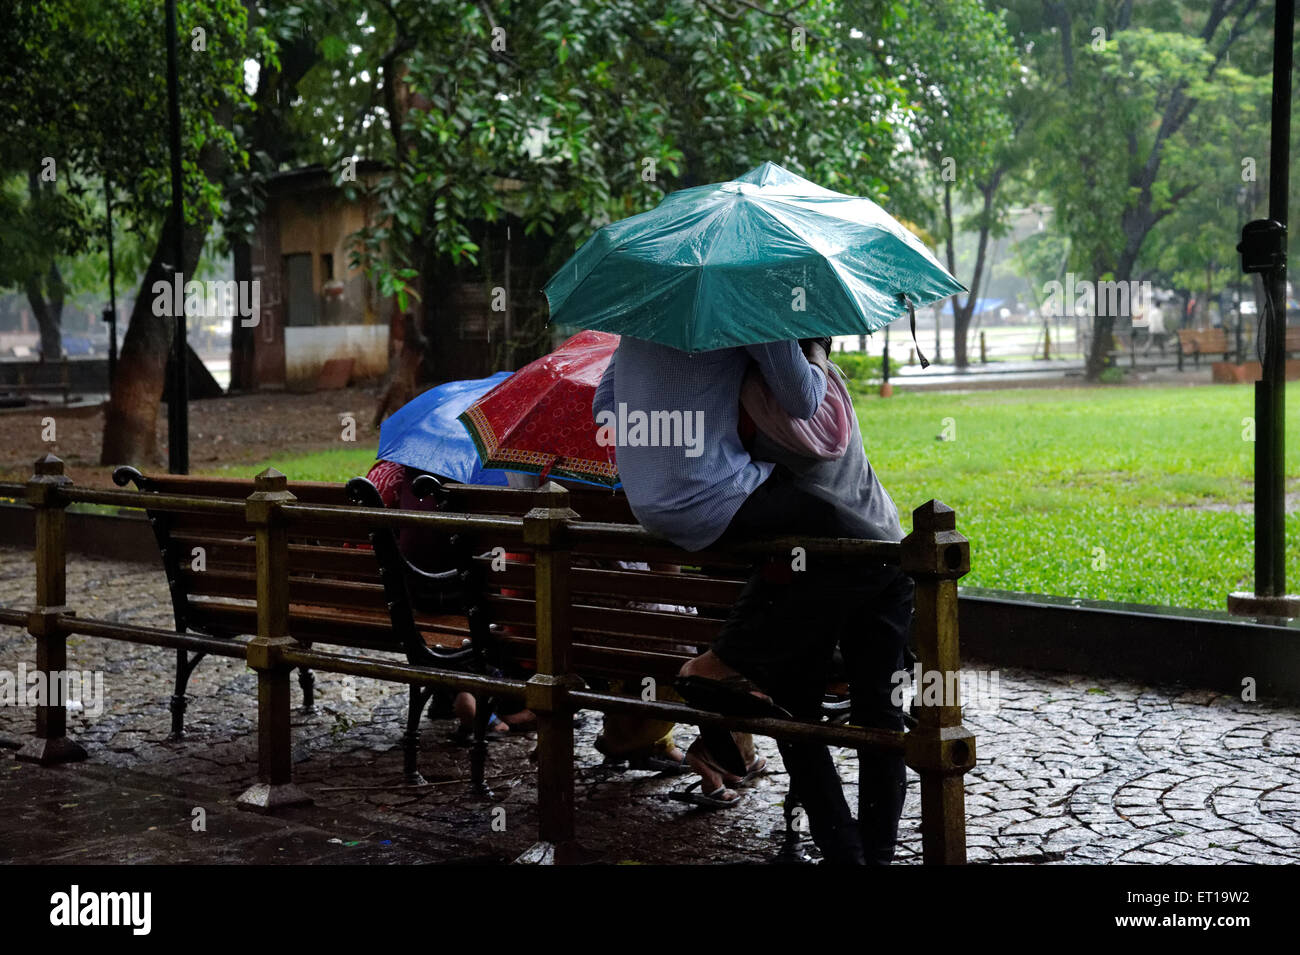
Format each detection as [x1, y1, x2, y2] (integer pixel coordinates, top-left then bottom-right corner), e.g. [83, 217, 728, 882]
[377, 372, 513, 485]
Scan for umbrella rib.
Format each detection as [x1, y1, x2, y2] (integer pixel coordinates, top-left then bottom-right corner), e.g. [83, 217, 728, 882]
[752, 192, 962, 297]
[686, 198, 752, 350]
[741, 198, 892, 338]
[546, 199, 723, 321]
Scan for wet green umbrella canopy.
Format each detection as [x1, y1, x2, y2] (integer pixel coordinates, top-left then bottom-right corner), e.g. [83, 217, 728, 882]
[543, 161, 966, 353]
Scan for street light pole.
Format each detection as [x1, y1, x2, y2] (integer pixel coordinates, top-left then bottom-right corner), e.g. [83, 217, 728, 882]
[1230, 0, 1296, 617]
[1235, 186, 1245, 365]
[165, 0, 189, 474]
[103, 173, 117, 388]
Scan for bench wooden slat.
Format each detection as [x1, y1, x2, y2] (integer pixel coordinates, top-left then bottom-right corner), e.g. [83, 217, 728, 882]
[179, 569, 391, 612]
[165, 507, 380, 545]
[486, 633, 693, 681]
[475, 558, 745, 607]
[129, 475, 356, 506]
[171, 535, 382, 580]
[485, 594, 720, 645]
[189, 599, 469, 650]
[569, 537, 750, 569]
[438, 484, 635, 523]
[1178, 328, 1230, 353]
[150, 510, 258, 540]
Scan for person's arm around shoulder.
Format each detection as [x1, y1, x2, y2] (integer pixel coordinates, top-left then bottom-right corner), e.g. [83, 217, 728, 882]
[745, 339, 827, 419]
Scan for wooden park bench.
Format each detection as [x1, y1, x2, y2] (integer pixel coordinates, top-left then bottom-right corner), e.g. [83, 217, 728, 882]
[4, 456, 977, 864]
[106, 466, 677, 789]
[1176, 326, 1300, 371]
[106, 466, 487, 782]
[1177, 327, 1232, 368]
[0, 357, 81, 405]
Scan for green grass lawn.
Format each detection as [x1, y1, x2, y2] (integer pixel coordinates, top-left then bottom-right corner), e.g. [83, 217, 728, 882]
[200, 445, 382, 483]
[855, 384, 1300, 611]
[199, 383, 1300, 613]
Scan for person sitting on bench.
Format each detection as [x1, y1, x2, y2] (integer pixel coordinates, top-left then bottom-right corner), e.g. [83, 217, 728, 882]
[365, 460, 536, 740]
[594, 335, 912, 863]
[728, 344, 914, 865]
[591, 336, 852, 836]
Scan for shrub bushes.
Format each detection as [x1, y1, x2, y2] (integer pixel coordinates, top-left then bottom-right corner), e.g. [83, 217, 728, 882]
[830, 351, 899, 383]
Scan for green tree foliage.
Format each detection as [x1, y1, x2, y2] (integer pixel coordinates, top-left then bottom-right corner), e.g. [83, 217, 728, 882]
[0, 1, 271, 358]
[1, 0, 276, 464]
[876, 0, 1022, 367]
[293, 0, 915, 362]
[1005, 0, 1271, 378]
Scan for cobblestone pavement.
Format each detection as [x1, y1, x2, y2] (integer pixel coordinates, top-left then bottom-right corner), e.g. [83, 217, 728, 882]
[1, 547, 1297, 865]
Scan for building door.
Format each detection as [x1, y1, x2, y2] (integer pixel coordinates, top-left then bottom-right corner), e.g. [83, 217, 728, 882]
[243, 213, 285, 390]
[284, 253, 317, 327]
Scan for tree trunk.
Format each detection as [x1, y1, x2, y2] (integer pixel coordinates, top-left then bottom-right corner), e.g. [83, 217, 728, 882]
[372, 312, 426, 427]
[99, 214, 208, 466]
[1085, 236, 1143, 379]
[944, 179, 999, 370]
[954, 301, 973, 367]
[25, 261, 64, 361]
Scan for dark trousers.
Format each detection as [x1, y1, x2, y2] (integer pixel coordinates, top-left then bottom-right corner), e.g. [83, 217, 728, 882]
[713, 470, 914, 864]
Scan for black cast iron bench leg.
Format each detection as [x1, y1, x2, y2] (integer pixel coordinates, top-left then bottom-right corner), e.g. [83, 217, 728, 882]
[170, 648, 207, 740]
[403, 684, 434, 785]
[470, 693, 493, 799]
[297, 666, 315, 712]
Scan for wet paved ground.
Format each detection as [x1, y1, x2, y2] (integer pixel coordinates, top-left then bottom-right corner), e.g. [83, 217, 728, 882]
[1, 547, 1297, 865]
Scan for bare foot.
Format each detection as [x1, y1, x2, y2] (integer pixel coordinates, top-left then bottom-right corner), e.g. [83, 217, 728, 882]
[678, 650, 743, 682]
[499, 709, 536, 732]
[678, 652, 773, 705]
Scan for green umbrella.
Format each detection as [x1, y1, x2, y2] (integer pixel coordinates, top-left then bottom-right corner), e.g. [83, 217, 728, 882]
[543, 161, 966, 355]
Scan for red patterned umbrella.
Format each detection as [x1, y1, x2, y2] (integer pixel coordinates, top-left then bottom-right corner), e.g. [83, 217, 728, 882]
[458, 330, 621, 487]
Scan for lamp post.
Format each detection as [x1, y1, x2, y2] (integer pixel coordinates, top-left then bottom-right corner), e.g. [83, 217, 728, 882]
[103, 174, 117, 388]
[1235, 185, 1247, 364]
[880, 323, 893, 398]
[1229, 0, 1297, 617]
[165, 0, 189, 474]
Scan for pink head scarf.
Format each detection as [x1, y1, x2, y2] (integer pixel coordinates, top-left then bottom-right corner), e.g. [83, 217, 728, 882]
[740, 362, 852, 461]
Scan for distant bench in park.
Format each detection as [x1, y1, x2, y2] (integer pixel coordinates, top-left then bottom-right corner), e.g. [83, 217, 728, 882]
[1177, 325, 1300, 369]
[2, 455, 976, 864]
[1178, 325, 1300, 377]
[0, 359, 75, 405]
[1176, 328, 1233, 368]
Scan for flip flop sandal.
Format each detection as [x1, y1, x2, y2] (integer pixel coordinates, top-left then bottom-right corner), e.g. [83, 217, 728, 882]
[728, 756, 768, 786]
[685, 736, 754, 783]
[676, 676, 790, 778]
[594, 737, 692, 776]
[667, 780, 744, 810]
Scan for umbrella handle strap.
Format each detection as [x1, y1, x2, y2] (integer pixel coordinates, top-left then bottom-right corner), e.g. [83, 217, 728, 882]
[903, 296, 930, 369]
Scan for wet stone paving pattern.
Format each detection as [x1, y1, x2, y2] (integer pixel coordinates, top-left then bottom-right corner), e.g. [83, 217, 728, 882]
[0, 548, 1297, 864]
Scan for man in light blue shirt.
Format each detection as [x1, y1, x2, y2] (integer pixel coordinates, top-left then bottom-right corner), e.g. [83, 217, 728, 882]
[592, 336, 827, 551]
